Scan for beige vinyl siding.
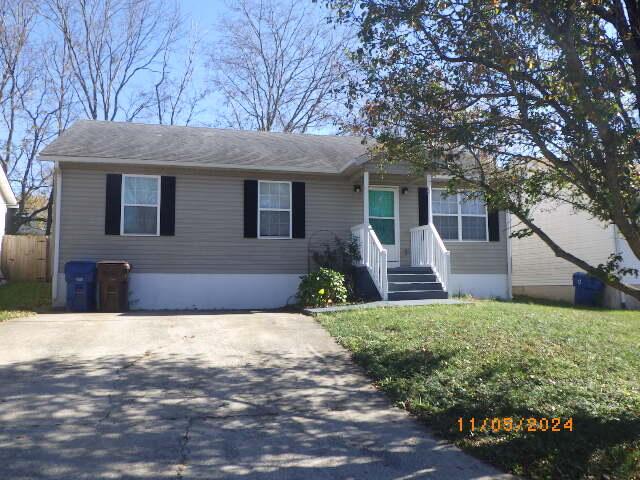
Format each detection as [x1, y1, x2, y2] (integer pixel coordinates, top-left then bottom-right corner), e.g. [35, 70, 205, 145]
[59, 164, 361, 274]
[445, 209, 508, 274]
[393, 187, 509, 273]
[511, 201, 616, 286]
[430, 180, 508, 274]
[398, 186, 417, 266]
[370, 176, 508, 273]
[58, 163, 508, 275]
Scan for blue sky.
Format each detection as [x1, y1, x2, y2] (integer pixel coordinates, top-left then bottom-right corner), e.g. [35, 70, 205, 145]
[180, 0, 227, 26]
[167, 0, 231, 127]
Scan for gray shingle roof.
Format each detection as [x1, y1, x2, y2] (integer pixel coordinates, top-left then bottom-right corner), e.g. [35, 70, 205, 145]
[39, 120, 370, 174]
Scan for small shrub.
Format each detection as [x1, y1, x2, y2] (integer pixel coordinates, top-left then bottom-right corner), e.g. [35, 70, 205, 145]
[297, 268, 348, 307]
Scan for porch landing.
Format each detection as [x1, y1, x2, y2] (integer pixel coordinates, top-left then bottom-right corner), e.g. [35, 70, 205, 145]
[305, 298, 468, 314]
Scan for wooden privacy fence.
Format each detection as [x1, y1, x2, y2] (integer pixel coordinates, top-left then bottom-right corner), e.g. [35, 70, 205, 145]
[1, 235, 50, 282]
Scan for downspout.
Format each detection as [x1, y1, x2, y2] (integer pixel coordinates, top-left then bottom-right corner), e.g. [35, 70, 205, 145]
[612, 224, 626, 309]
[363, 170, 369, 226]
[506, 211, 513, 300]
[363, 170, 370, 267]
[51, 162, 62, 305]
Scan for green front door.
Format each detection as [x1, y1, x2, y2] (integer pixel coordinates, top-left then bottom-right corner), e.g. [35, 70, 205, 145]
[369, 188, 399, 263]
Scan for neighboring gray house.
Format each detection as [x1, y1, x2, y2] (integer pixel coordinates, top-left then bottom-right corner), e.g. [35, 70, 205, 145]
[40, 120, 511, 310]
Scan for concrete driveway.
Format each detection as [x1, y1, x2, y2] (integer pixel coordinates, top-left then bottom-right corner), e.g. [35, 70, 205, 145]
[0, 311, 510, 479]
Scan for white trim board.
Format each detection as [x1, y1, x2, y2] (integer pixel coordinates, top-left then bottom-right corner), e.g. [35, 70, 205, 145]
[54, 273, 303, 310]
[257, 180, 293, 239]
[120, 174, 161, 236]
[368, 185, 400, 265]
[51, 164, 62, 302]
[448, 274, 509, 299]
[39, 155, 346, 174]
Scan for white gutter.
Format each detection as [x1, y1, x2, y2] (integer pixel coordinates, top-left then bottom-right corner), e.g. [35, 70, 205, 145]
[38, 154, 343, 175]
[51, 162, 62, 304]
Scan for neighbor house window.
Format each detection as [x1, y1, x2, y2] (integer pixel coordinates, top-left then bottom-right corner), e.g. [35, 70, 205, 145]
[121, 175, 161, 235]
[258, 181, 291, 238]
[432, 189, 488, 241]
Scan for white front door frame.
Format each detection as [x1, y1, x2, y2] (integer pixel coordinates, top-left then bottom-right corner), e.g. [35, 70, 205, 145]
[368, 185, 401, 266]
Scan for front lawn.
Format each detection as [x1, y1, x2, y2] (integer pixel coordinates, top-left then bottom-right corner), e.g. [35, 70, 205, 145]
[0, 281, 50, 321]
[318, 300, 640, 479]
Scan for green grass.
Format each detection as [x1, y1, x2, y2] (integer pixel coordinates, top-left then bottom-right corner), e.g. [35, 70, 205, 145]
[318, 299, 640, 479]
[0, 281, 51, 321]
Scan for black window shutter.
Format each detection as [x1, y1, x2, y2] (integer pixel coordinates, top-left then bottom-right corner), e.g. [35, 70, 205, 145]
[105, 174, 122, 235]
[488, 210, 500, 241]
[244, 180, 258, 238]
[291, 181, 305, 238]
[160, 176, 176, 236]
[418, 187, 429, 225]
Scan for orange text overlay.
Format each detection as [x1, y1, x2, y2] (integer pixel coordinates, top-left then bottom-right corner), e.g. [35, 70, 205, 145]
[457, 417, 574, 433]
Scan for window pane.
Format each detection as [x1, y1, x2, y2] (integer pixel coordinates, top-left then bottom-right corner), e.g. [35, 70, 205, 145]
[260, 182, 290, 209]
[123, 206, 157, 234]
[124, 176, 158, 205]
[278, 183, 290, 209]
[259, 182, 271, 208]
[433, 215, 459, 240]
[369, 190, 394, 217]
[370, 218, 395, 244]
[462, 216, 487, 240]
[260, 210, 290, 237]
[460, 193, 485, 215]
[432, 190, 458, 214]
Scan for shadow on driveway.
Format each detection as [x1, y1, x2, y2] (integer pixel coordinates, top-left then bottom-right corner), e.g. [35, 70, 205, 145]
[0, 313, 510, 479]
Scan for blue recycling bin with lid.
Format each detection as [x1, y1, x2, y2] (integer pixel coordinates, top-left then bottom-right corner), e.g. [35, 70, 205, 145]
[573, 272, 604, 307]
[64, 261, 97, 312]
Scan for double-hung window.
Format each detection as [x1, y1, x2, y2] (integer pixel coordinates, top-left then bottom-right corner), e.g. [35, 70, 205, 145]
[432, 189, 488, 241]
[121, 175, 161, 235]
[258, 181, 291, 238]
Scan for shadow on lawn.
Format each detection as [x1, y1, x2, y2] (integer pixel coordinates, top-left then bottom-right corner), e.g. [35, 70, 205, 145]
[510, 295, 612, 312]
[0, 349, 501, 479]
[351, 348, 639, 479]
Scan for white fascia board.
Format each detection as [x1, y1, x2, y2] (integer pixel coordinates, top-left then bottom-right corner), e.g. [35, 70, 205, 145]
[37, 154, 341, 175]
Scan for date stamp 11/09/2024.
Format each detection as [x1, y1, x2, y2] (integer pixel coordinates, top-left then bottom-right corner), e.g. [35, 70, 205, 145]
[457, 417, 574, 433]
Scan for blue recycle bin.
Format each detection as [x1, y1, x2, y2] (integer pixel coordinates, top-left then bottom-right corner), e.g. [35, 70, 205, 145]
[64, 261, 97, 312]
[572, 272, 604, 307]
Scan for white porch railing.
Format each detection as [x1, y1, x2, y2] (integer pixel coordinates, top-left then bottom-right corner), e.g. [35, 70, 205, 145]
[351, 224, 388, 301]
[410, 224, 451, 292]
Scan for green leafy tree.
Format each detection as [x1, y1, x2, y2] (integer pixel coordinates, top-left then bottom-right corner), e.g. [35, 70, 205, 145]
[325, 0, 640, 302]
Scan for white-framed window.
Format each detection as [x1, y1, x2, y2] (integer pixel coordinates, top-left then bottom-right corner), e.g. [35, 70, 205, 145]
[432, 189, 488, 241]
[258, 180, 292, 239]
[121, 174, 161, 236]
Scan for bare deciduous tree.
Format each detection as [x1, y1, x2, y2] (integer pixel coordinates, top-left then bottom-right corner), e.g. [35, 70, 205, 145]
[44, 0, 181, 122]
[0, 0, 36, 173]
[0, 0, 194, 235]
[211, 0, 348, 133]
[153, 26, 209, 126]
[0, 0, 57, 234]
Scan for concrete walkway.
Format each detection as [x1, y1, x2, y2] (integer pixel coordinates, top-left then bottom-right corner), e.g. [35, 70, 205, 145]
[0, 311, 511, 479]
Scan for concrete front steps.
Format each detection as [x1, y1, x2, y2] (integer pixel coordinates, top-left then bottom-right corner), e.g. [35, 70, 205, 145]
[387, 267, 448, 301]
